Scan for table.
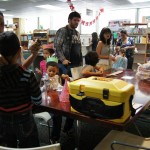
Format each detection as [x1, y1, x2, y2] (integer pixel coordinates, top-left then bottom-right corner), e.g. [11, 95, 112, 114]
[36, 69, 150, 130]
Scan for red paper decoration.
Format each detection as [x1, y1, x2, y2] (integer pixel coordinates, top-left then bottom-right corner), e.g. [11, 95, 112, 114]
[67, 0, 104, 26]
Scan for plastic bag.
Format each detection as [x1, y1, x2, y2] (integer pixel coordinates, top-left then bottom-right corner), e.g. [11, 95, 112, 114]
[136, 61, 150, 80]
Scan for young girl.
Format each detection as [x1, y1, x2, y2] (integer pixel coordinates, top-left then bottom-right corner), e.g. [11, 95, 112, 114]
[45, 58, 72, 144]
[46, 59, 60, 90]
[96, 27, 112, 70]
[36, 43, 55, 76]
[111, 48, 128, 69]
[81, 51, 103, 77]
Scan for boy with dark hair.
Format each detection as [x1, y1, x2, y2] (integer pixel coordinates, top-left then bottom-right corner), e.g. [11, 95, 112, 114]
[0, 31, 41, 148]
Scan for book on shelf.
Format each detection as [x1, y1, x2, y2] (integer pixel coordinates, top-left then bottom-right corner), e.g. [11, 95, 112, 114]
[132, 36, 146, 44]
[128, 28, 147, 35]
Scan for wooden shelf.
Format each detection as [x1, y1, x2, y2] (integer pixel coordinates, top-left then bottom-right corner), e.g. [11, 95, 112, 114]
[135, 43, 147, 45]
[33, 29, 49, 45]
[123, 23, 148, 64]
[129, 34, 147, 37]
[48, 34, 55, 36]
[123, 23, 148, 26]
[39, 38, 47, 40]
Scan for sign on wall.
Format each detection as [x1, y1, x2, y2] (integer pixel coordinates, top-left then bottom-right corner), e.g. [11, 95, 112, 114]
[108, 19, 130, 31]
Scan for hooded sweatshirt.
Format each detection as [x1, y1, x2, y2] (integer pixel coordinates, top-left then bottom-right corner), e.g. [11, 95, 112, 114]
[0, 64, 41, 113]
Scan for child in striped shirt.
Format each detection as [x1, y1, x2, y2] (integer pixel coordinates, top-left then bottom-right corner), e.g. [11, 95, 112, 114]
[0, 31, 41, 148]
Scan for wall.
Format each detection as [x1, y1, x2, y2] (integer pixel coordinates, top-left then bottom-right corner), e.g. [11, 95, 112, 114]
[4, 8, 146, 34]
[97, 8, 136, 34]
[139, 8, 150, 27]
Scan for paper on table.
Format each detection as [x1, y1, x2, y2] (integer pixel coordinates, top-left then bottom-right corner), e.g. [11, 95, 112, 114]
[132, 102, 143, 110]
[106, 70, 123, 77]
[71, 66, 83, 80]
[121, 76, 134, 80]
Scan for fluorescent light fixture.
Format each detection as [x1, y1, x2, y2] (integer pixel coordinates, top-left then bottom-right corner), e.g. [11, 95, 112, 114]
[0, 8, 6, 11]
[128, 0, 150, 3]
[58, 0, 76, 2]
[4, 14, 14, 17]
[36, 5, 61, 10]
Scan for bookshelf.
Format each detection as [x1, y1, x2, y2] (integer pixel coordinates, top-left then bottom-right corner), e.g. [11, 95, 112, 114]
[123, 23, 148, 69]
[48, 30, 57, 43]
[20, 34, 33, 50]
[33, 29, 49, 45]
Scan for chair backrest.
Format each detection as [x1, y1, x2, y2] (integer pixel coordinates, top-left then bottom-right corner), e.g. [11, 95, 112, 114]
[110, 141, 150, 150]
[94, 130, 150, 150]
[0, 143, 61, 150]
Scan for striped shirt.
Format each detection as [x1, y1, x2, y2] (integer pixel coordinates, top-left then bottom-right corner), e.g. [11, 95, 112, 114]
[0, 64, 42, 113]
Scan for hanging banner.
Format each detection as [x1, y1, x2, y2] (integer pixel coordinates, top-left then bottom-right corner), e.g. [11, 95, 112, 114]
[67, 0, 104, 26]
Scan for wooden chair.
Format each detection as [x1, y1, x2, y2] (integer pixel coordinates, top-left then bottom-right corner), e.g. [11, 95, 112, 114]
[94, 130, 150, 150]
[0, 143, 61, 150]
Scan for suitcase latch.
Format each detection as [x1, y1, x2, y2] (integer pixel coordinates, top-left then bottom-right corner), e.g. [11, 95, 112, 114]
[103, 89, 109, 99]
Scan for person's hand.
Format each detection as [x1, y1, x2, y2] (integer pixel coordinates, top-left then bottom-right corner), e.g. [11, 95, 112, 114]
[109, 54, 115, 61]
[62, 59, 71, 65]
[0, 54, 8, 65]
[98, 67, 104, 74]
[61, 74, 70, 81]
[124, 46, 129, 50]
[96, 71, 103, 76]
[35, 68, 42, 74]
[29, 41, 41, 55]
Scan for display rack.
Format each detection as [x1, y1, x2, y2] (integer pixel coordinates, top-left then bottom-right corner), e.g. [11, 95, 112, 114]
[33, 29, 49, 45]
[123, 23, 148, 69]
[20, 34, 33, 50]
[48, 30, 57, 43]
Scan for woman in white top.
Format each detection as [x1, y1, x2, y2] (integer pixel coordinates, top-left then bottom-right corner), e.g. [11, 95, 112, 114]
[96, 27, 112, 70]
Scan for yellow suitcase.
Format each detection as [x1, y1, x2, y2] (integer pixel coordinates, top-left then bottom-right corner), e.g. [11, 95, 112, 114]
[68, 77, 135, 123]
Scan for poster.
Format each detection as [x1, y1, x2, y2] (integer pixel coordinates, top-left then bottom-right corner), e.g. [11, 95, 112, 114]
[108, 19, 130, 31]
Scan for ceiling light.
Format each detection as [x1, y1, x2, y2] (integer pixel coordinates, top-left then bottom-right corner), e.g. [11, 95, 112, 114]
[128, 0, 150, 3]
[0, 8, 6, 11]
[36, 5, 62, 10]
[4, 14, 13, 17]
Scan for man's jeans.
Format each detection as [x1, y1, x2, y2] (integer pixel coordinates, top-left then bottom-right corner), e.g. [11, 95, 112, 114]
[58, 63, 80, 77]
[0, 111, 39, 148]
